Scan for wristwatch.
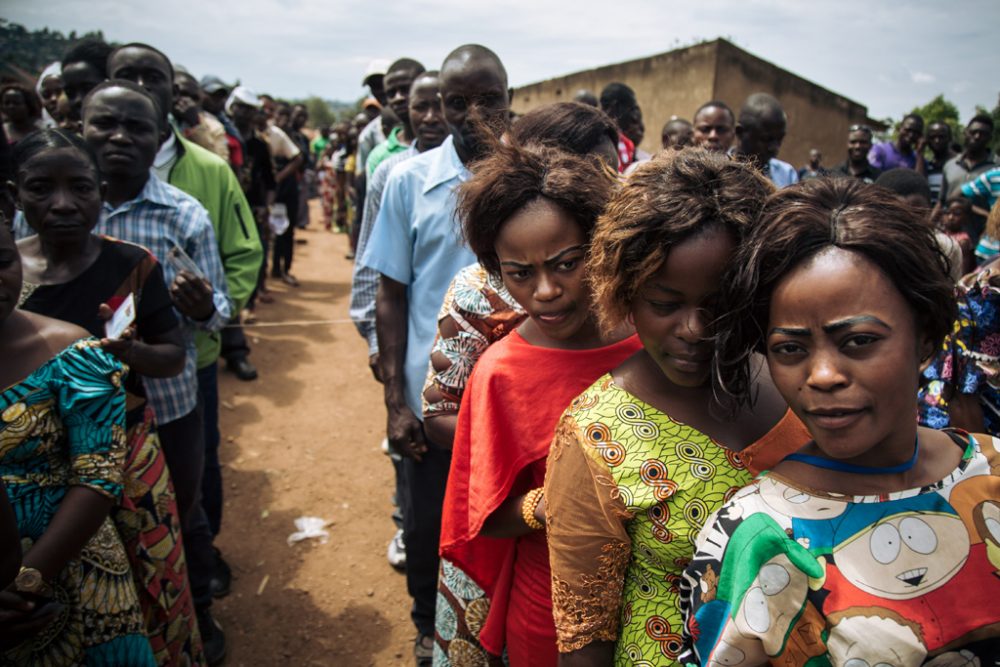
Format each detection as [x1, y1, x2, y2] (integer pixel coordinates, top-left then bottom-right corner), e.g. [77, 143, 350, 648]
[14, 566, 51, 596]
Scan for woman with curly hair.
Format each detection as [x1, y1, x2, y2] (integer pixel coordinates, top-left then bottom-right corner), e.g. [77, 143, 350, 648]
[544, 149, 808, 666]
[437, 139, 641, 666]
[678, 179, 1000, 666]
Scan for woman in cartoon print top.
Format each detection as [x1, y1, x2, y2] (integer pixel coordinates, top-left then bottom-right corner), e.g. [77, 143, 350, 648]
[679, 178, 1000, 667]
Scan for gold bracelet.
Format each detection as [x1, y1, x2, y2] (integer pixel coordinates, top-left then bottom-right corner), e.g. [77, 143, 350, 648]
[521, 488, 544, 531]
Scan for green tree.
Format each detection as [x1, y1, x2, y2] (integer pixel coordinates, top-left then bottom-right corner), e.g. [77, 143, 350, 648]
[0, 20, 112, 83]
[905, 94, 962, 142]
[293, 96, 337, 129]
[976, 95, 1000, 154]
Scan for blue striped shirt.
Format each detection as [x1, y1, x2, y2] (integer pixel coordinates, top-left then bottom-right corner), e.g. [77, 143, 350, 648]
[350, 145, 417, 355]
[963, 166, 1000, 210]
[15, 173, 231, 424]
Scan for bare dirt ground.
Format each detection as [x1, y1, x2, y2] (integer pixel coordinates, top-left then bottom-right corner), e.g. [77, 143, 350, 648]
[212, 203, 413, 666]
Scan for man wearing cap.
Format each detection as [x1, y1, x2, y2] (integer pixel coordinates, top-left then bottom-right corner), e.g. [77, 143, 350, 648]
[351, 59, 390, 252]
[358, 59, 390, 170]
[228, 86, 276, 319]
[200, 74, 244, 152]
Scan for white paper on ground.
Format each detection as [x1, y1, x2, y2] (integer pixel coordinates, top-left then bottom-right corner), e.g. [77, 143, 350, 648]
[287, 516, 330, 545]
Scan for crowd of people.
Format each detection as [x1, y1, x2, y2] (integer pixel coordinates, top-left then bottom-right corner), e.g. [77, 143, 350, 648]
[1, 35, 1000, 667]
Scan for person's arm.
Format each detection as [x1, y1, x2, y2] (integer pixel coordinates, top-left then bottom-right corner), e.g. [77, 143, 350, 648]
[275, 153, 302, 185]
[350, 160, 392, 366]
[422, 267, 525, 449]
[914, 136, 927, 176]
[20, 487, 112, 584]
[171, 205, 232, 332]
[867, 143, 883, 170]
[97, 256, 186, 377]
[99, 312, 185, 378]
[545, 417, 631, 665]
[28, 345, 128, 583]
[213, 169, 263, 312]
[376, 276, 427, 460]
[422, 415, 456, 449]
[421, 280, 468, 448]
[481, 488, 545, 538]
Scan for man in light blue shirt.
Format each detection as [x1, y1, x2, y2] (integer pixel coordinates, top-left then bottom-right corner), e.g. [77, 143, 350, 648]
[360, 44, 511, 664]
[734, 92, 800, 188]
[351, 71, 445, 372]
[362, 136, 474, 416]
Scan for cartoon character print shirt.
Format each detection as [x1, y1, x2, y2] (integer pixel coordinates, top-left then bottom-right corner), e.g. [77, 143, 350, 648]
[679, 432, 1000, 667]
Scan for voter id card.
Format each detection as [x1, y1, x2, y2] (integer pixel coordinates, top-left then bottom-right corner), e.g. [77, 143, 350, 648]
[166, 242, 205, 280]
[105, 293, 136, 340]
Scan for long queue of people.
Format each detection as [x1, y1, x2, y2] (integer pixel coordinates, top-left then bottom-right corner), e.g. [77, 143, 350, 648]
[1, 36, 1000, 667]
[0, 38, 309, 665]
[344, 45, 1000, 667]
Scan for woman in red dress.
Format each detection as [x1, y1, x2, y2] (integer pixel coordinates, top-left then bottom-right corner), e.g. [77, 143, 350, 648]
[439, 141, 641, 665]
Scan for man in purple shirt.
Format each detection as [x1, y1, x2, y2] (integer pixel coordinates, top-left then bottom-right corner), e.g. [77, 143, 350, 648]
[869, 113, 924, 170]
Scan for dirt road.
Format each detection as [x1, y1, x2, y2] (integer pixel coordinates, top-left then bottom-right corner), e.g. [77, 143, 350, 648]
[213, 213, 413, 666]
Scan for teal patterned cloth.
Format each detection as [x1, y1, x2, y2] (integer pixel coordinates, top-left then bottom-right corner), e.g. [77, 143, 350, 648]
[1, 340, 155, 666]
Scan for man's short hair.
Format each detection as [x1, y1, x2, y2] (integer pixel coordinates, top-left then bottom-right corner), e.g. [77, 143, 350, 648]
[848, 123, 873, 138]
[875, 168, 931, 203]
[901, 112, 924, 126]
[662, 118, 692, 134]
[82, 79, 165, 130]
[969, 113, 995, 131]
[694, 100, 735, 125]
[387, 58, 426, 77]
[739, 93, 785, 128]
[442, 45, 508, 88]
[573, 90, 598, 107]
[599, 82, 637, 119]
[107, 42, 175, 80]
[61, 38, 114, 74]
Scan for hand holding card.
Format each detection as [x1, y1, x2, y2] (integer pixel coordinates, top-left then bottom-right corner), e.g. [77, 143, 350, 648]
[166, 242, 205, 280]
[104, 294, 136, 340]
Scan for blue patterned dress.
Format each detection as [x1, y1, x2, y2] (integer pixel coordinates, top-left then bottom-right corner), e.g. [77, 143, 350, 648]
[1, 340, 155, 666]
[920, 278, 1000, 435]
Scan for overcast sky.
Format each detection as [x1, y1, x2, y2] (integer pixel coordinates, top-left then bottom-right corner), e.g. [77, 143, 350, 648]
[6, 0, 999, 123]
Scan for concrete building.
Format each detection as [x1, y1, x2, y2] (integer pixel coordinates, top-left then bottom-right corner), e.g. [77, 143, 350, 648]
[512, 38, 882, 171]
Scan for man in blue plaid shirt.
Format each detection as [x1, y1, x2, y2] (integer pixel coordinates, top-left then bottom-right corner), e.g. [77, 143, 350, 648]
[82, 80, 231, 657]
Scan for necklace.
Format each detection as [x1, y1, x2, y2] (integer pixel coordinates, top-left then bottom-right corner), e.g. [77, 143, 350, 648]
[783, 436, 919, 475]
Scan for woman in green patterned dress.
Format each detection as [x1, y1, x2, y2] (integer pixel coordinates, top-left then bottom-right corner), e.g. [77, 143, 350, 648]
[544, 149, 809, 666]
[0, 223, 156, 665]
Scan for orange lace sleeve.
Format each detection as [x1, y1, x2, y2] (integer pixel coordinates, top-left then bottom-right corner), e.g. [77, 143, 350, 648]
[544, 415, 633, 653]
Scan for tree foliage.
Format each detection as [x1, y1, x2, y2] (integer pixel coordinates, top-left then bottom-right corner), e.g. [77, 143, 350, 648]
[0, 20, 114, 84]
[977, 96, 1000, 154]
[902, 94, 962, 143]
[293, 97, 337, 128]
[903, 93, 1000, 153]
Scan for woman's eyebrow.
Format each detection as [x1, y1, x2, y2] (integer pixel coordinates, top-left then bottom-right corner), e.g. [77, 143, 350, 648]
[822, 315, 891, 333]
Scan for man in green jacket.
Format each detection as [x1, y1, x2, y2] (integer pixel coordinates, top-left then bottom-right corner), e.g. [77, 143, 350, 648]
[108, 42, 264, 666]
